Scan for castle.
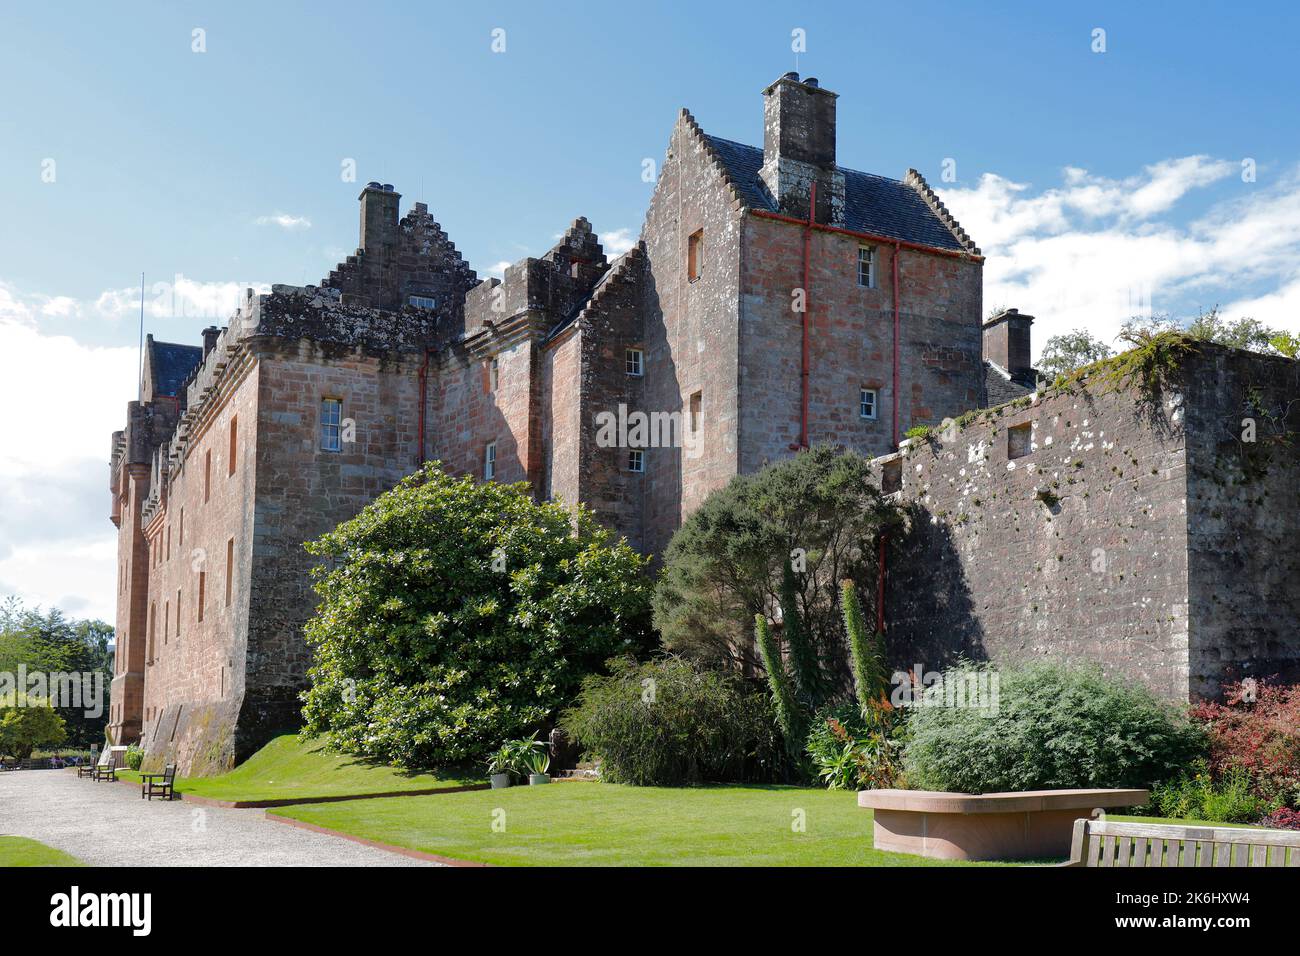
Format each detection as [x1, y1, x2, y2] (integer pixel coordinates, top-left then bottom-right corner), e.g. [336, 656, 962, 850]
[108, 73, 1300, 774]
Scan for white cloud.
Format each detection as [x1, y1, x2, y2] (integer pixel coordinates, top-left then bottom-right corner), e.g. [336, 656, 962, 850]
[0, 306, 137, 621]
[940, 158, 1300, 354]
[255, 212, 312, 230]
[600, 228, 636, 257]
[487, 260, 513, 279]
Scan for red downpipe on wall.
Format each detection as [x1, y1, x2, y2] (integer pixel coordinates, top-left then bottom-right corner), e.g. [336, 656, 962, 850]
[797, 181, 817, 450]
[417, 348, 431, 466]
[878, 241, 903, 635]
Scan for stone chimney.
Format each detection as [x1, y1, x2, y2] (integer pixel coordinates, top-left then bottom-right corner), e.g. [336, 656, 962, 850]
[758, 72, 844, 224]
[983, 308, 1034, 376]
[359, 181, 400, 257]
[201, 325, 220, 357]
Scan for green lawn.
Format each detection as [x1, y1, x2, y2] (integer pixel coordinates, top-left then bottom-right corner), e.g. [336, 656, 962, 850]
[276, 781, 1014, 866]
[0, 836, 84, 867]
[117, 735, 482, 803]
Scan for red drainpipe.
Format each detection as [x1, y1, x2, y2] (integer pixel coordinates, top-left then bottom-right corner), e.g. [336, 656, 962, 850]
[892, 241, 901, 447]
[417, 348, 431, 466]
[797, 181, 816, 451]
[878, 241, 903, 635]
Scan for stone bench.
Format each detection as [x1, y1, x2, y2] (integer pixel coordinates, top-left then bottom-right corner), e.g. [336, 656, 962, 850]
[859, 788, 1149, 861]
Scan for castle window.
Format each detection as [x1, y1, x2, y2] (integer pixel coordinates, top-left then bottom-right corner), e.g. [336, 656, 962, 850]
[164, 600, 170, 645]
[489, 356, 500, 391]
[625, 348, 644, 377]
[321, 398, 343, 452]
[860, 388, 878, 420]
[225, 537, 234, 607]
[484, 442, 496, 481]
[204, 450, 212, 503]
[858, 246, 876, 289]
[176, 588, 182, 640]
[689, 391, 702, 433]
[687, 229, 704, 281]
[148, 603, 156, 664]
[628, 449, 645, 473]
[179, 507, 184, 547]
[1008, 422, 1032, 460]
[166, 526, 171, 561]
[228, 416, 238, 476]
[197, 571, 206, 623]
[408, 295, 437, 310]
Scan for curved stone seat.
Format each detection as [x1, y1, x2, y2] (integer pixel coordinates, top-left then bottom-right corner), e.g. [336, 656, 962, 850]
[858, 788, 1149, 861]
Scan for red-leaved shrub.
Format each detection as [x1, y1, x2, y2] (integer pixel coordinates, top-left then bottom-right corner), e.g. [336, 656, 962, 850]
[1190, 679, 1300, 809]
[1259, 807, 1300, 831]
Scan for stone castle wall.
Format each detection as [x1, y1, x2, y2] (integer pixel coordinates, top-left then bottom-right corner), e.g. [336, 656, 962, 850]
[877, 343, 1300, 701]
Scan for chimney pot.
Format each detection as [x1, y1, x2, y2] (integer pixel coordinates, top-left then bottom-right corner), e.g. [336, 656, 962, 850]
[201, 326, 220, 357]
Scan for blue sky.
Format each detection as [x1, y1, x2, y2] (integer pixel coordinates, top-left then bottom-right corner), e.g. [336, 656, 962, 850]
[2, 0, 1299, 619]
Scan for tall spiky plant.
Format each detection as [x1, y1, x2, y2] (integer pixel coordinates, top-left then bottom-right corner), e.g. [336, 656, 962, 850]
[754, 613, 804, 761]
[841, 580, 887, 718]
[781, 560, 825, 708]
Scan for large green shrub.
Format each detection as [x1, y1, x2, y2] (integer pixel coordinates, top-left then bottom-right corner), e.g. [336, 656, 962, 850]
[902, 661, 1205, 793]
[300, 463, 653, 769]
[560, 656, 782, 786]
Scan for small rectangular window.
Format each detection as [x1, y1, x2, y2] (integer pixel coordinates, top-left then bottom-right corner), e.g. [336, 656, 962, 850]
[204, 450, 211, 503]
[164, 600, 170, 644]
[628, 449, 645, 473]
[687, 229, 704, 281]
[689, 391, 702, 433]
[488, 356, 500, 391]
[176, 588, 182, 640]
[408, 295, 437, 310]
[1008, 422, 1032, 460]
[228, 416, 238, 476]
[197, 572, 206, 623]
[860, 388, 878, 420]
[625, 348, 644, 377]
[484, 442, 496, 480]
[225, 537, 234, 607]
[321, 398, 342, 452]
[858, 246, 876, 289]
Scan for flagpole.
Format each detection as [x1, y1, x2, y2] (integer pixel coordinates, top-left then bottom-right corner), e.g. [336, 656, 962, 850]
[136, 271, 144, 402]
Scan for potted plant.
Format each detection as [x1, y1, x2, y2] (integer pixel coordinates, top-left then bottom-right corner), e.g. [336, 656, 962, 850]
[486, 744, 514, 789]
[525, 747, 551, 785]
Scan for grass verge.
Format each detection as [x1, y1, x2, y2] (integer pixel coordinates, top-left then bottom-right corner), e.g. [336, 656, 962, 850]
[0, 836, 84, 867]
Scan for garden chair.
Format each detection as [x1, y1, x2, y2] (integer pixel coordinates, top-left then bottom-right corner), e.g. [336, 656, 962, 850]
[141, 765, 177, 801]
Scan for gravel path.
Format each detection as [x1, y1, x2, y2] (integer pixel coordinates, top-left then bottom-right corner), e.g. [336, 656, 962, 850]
[0, 770, 436, 866]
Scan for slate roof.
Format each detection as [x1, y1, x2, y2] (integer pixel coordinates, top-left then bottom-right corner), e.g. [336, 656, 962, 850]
[703, 134, 970, 252]
[982, 361, 1039, 408]
[149, 339, 203, 398]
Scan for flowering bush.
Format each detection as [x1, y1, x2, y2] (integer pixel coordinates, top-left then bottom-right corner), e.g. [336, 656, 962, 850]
[1190, 679, 1300, 809]
[1148, 761, 1271, 824]
[804, 702, 901, 791]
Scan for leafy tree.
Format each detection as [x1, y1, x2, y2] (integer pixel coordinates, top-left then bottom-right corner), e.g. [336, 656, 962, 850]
[653, 446, 899, 675]
[1122, 308, 1297, 358]
[0, 693, 67, 760]
[0, 598, 113, 746]
[1038, 329, 1115, 379]
[300, 463, 654, 769]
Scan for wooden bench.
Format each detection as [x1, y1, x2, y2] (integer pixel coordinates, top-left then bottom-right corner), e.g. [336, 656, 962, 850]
[1065, 817, 1300, 867]
[140, 765, 177, 801]
[859, 788, 1149, 861]
[92, 746, 127, 782]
